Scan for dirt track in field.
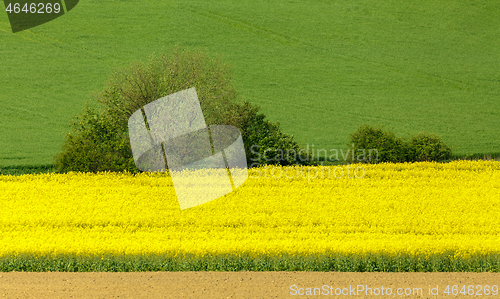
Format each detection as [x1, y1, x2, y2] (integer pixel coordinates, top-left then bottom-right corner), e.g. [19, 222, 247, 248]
[0, 272, 498, 298]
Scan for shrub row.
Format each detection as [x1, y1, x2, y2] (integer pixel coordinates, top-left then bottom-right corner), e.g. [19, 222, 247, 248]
[55, 49, 452, 171]
[348, 125, 452, 163]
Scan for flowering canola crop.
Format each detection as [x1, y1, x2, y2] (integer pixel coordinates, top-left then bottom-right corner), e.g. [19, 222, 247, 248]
[0, 161, 499, 258]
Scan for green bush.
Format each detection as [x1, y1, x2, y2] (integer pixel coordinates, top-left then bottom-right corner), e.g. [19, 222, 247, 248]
[348, 124, 408, 163]
[407, 132, 452, 162]
[55, 49, 303, 173]
[55, 105, 137, 173]
[348, 124, 452, 163]
[227, 101, 306, 167]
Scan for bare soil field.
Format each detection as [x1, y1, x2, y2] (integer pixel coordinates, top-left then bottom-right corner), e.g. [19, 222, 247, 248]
[0, 272, 498, 298]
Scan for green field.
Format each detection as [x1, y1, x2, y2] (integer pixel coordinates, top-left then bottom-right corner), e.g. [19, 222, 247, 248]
[1, 0, 499, 168]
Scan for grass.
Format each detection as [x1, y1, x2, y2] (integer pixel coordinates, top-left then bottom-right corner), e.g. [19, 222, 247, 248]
[0, 164, 56, 175]
[1, 0, 499, 168]
[0, 253, 498, 272]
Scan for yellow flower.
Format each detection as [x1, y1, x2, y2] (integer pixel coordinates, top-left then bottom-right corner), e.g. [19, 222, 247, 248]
[0, 161, 499, 257]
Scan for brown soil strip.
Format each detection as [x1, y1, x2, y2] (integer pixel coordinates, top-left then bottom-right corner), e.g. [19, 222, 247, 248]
[0, 272, 498, 298]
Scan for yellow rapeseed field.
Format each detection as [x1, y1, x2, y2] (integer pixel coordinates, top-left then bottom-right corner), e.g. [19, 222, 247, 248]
[0, 160, 499, 258]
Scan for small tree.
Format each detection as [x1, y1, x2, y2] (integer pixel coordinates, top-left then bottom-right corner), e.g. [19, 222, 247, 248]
[55, 49, 303, 173]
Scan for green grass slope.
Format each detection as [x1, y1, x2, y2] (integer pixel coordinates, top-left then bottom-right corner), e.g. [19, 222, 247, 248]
[1, 0, 499, 167]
